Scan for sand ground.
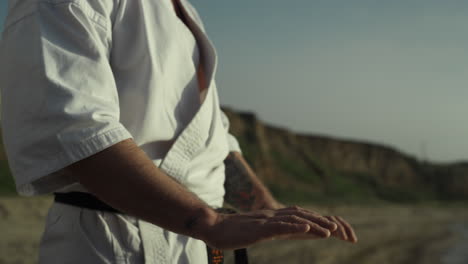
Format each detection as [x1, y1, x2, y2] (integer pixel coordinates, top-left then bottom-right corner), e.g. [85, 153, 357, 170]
[0, 196, 467, 264]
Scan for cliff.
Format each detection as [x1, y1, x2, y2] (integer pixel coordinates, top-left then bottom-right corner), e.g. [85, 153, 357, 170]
[223, 108, 468, 203]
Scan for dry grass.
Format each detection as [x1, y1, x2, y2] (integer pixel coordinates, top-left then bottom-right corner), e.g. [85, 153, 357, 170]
[0, 196, 51, 264]
[0, 197, 467, 264]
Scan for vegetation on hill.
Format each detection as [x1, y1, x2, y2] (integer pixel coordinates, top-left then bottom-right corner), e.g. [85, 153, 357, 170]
[223, 108, 468, 205]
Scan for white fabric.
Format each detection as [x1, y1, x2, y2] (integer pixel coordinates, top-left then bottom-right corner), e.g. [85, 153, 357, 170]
[39, 202, 145, 264]
[0, 0, 242, 263]
[39, 201, 209, 264]
[0, 0, 241, 197]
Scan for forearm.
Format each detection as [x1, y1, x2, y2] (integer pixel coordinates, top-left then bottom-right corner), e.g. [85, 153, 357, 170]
[62, 140, 346, 249]
[65, 139, 215, 239]
[224, 152, 282, 211]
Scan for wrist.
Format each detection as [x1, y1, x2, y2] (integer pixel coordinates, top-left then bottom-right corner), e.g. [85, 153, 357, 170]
[188, 206, 219, 241]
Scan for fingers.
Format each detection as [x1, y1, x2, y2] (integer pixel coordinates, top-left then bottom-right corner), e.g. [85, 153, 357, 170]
[268, 215, 331, 238]
[229, 207, 357, 246]
[262, 221, 310, 238]
[206, 211, 357, 250]
[278, 206, 318, 214]
[277, 206, 337, 232]
[336, 216, 358, 243]
[327, 216, 347, 241]
[327, 216, 358, 243]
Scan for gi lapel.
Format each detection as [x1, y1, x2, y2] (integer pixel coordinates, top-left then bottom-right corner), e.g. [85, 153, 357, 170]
[159, 0, 219, 182]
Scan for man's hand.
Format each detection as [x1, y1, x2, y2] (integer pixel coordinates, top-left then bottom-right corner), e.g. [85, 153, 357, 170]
[195, 206, 339, 250]
[223, 151, 358, 244]
[326, 216, 358, 243]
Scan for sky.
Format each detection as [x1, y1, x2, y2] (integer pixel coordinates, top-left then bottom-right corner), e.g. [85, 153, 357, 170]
[0, 0, 466, 163]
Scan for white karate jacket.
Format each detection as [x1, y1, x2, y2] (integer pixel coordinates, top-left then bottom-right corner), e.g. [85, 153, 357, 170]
[0, 0, 241, 208]
[1, 0, 243, 263]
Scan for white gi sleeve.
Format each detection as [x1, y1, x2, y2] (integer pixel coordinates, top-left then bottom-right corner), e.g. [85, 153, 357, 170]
[220, 110, 242, 154]
[0, 1, 131, 195]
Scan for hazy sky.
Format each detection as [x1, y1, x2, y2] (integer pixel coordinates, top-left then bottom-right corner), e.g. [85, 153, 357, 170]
[1, 1, 466, 163]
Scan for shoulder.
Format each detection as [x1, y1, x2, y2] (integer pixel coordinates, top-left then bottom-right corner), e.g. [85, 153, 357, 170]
[3, 0, 119, 33]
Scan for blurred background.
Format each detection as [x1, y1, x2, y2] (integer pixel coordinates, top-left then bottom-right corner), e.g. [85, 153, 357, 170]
[0, 1, 467, 264]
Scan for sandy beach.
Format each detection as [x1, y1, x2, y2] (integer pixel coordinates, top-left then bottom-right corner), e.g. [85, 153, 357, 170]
[0, 196, 467, 264]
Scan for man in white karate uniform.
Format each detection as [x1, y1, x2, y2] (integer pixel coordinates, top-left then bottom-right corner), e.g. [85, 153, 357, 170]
[0, 0, 357, 263]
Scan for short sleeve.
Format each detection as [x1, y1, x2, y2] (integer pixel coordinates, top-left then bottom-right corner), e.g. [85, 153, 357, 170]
[0, 1, 131, 195]
[220, 110, 242, 154]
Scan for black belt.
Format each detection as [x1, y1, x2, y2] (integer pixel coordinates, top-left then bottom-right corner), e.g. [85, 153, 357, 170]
[54, 192, 120, 213]
[54, 192, 248, 264]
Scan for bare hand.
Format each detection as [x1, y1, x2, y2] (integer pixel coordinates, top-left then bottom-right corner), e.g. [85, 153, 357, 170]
[197, 206, 338, 250]
[326, 215, 358, 243]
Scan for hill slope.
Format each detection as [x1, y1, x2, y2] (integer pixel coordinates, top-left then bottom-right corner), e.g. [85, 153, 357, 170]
[223, 108, 468, 204]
